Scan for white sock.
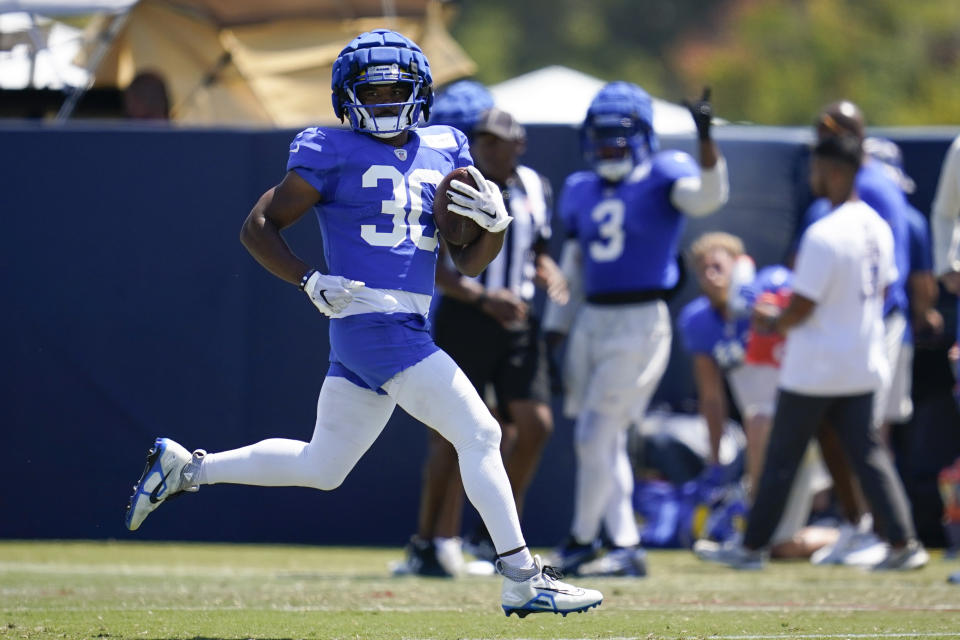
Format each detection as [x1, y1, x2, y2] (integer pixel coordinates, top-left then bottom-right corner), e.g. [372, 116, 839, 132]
[497, 548, 535, 570]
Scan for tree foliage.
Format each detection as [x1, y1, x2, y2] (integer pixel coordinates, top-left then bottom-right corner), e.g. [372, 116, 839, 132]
[448, 0, 960, 125]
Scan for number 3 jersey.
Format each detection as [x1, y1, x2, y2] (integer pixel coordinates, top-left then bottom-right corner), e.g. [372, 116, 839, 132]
[286, 125, 471, 391]
[288, 125, 472, 297]
[560, 150, 699, 297]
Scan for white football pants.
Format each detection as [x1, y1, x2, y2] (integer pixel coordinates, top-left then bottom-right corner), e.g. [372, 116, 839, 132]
[564, 301, 672, 547]
[200, 350, 525, 554]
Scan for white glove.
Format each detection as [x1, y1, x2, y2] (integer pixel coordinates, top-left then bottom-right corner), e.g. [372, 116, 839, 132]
[301, 270, 364, 317]
[446, 165, 513, 233]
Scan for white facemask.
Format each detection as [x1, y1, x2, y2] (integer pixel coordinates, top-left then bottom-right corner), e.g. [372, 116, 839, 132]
[594, 157, 634, 182]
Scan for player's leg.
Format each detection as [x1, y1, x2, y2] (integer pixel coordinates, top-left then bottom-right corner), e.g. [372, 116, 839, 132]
[826, 393, 918, 546]
[727, 363, 779, 496]
[502, 399, 552, 515]
[576, 428, 648, 577]
[199, 376, 396, 489]
[497, 321, 554, 516]
[880, 338, 913, 448]
[740, 390, 827, 551]
[399, 429, 465, 577]
[565, 302, 671, 574]
[385, 350, 602, 615]
[874, 312, 907, 447]
[385, 350, 523, 555]
[417, 431, 464, 539]
[125, 375, 396, 531]
[409, 298, 501, 574]
[817, 422, 868, 524]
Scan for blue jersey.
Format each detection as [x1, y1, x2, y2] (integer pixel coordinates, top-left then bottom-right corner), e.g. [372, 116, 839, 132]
[798, 161, 909, 316]
[286, 125, 471, 391]
[678, 265, 792, 371]
[560, 151, 699, 296]
[677, 297, 749, 371]
[287, 125, 472, 296]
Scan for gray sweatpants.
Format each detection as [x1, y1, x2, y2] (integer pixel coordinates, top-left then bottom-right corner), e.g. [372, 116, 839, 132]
[743, 389, 916, 550]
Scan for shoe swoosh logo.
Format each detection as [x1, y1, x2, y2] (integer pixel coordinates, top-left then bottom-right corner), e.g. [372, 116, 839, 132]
[539, 586, 583, 595]
[149, 469, 173, 504]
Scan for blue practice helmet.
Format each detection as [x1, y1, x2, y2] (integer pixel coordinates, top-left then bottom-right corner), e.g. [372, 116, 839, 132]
[582, 81, 657, 181]
[427, 80, 494, 137]
[331, 29, 433, 137]
[863, 136, 916, 194]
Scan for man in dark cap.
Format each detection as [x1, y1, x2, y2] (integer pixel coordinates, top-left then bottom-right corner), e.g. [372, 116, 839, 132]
[698, 134, 928, 571]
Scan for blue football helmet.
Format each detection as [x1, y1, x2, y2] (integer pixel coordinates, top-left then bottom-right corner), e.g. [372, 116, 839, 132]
[331, 29, 433, 138]
[582, 81, 657, 182]
[863, 136, 916, 194]
[427, 80, 494, 137]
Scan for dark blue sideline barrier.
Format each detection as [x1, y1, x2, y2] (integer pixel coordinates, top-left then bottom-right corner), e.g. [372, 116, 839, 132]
[1, 121, 958, 547]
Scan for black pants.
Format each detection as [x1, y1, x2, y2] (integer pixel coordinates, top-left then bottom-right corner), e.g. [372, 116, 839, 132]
[744, 389, 916, 549]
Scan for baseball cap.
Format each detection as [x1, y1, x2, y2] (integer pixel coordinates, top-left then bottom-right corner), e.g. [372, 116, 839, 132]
[812, 134, 862, 168]
[473, 108, 526, 142]
[816, 100, 866, 141]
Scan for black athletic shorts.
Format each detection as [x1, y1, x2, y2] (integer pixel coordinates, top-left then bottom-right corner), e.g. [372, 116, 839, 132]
[433, 296, 550, 422]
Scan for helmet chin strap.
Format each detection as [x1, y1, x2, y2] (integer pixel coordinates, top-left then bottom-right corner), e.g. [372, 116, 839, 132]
[595, 157, 634, 182]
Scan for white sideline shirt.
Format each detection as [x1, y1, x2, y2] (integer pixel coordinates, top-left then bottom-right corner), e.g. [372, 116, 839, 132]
[779, 200, 897, 396]
[932, 134, 960, 276]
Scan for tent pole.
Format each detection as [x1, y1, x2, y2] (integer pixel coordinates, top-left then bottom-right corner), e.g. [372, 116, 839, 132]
[54, 10, 129, 123]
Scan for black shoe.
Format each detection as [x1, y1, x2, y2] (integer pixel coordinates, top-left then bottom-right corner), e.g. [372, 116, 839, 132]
[404, 536, 454, 578]
[464, 525, 497, 563]
[547, 536, 601, 575]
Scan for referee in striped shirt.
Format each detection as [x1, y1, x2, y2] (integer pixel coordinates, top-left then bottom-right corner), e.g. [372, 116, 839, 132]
[410, 107, 570, 572]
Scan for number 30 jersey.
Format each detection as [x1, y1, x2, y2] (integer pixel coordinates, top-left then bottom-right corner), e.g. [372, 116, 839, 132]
[288, 125, 472, 296]
[560, 151, 699, 297]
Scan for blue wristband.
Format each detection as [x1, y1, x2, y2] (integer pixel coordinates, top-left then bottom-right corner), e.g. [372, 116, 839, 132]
[299, 268, 317, 290]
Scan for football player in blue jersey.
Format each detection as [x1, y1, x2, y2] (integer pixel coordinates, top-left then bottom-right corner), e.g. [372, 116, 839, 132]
[542, 82, 729, 576]
[123, 28, 601, 618]
[863, 137, 942, 445]
[680, 232, 839, 562]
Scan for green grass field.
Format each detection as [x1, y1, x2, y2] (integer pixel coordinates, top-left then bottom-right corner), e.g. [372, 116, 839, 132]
[2, 541, 959, 640]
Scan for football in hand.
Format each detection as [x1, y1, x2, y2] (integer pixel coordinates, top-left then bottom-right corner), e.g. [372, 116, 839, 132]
[432, 167, 484, 247]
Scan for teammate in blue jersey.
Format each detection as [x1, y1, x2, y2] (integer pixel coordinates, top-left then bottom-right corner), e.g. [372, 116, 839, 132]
[542, 83, 729, 576]
[863, 137, 942, 446]
[680, 233, 839, 561]
[122, 28, 602, 618]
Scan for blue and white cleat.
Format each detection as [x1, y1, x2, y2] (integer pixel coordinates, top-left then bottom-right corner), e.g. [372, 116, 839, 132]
[499, 555, 602, 618]
[125, 438, 204, 531]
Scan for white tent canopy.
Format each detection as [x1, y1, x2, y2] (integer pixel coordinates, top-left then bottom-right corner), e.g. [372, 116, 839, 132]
[0, 0, 135, 14]
[489, 65, 696, 135]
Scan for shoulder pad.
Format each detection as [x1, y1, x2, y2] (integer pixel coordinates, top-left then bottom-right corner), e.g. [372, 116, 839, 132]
[650, 150, 699, 182]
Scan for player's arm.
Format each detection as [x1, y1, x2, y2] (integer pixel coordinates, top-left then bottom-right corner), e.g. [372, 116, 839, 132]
[692, 354, 727, 465]
[240, 171, 321, 285]
[672, 87, 729, 217]
[534, 250, 570, 305]
[908, 270, 943, 334]
[753, 293, 816, 334]
[444, 230, 506, 278]
[542, 239, 584, 348]
[436, 241, 526, 326]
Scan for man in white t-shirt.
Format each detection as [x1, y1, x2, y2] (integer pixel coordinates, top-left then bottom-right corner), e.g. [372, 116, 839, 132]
[699, 134, 927, 571]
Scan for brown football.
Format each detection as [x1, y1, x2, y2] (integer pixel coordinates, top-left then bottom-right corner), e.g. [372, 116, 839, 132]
[432, 167, 484, 247]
